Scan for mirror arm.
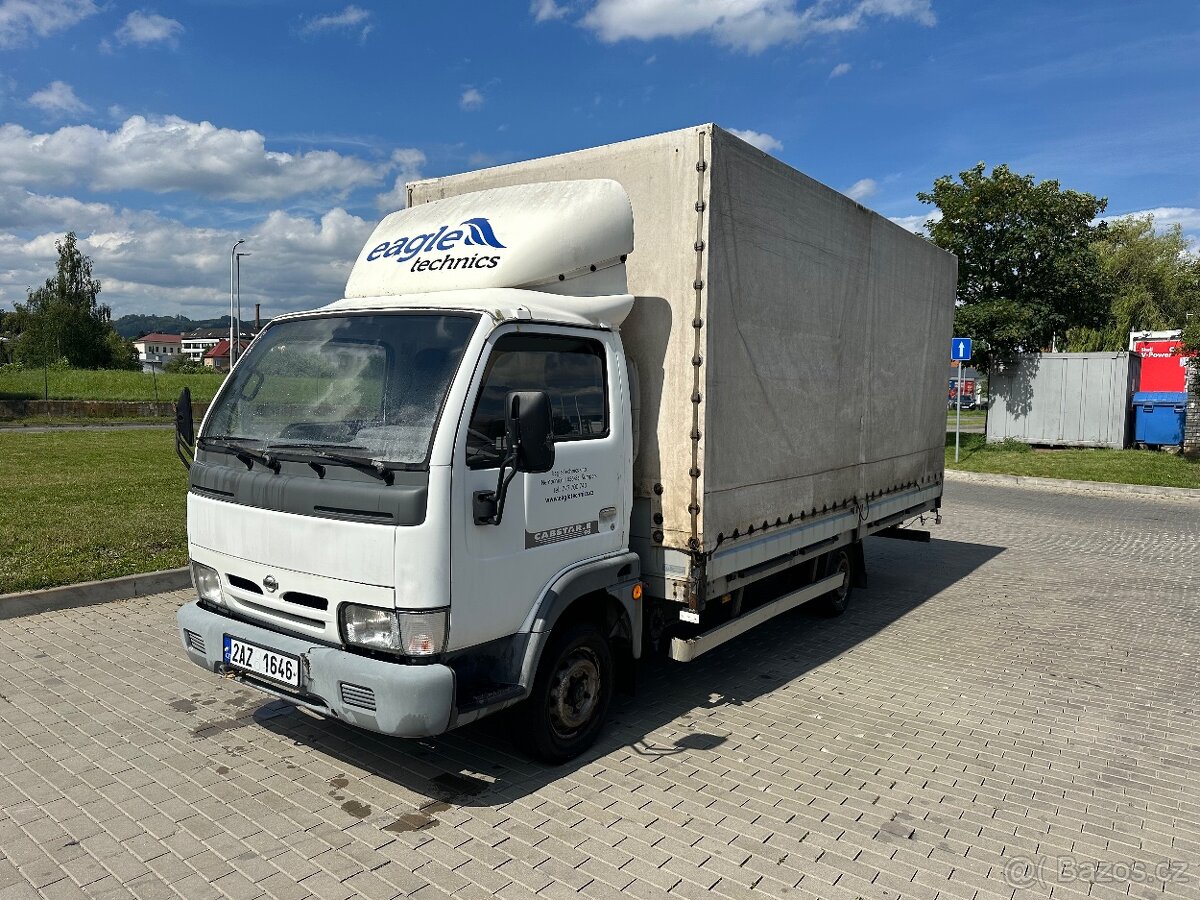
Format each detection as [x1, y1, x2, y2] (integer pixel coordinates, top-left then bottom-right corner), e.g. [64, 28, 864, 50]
[491, 463, 519, 526]
[175, 433, 193, 471]
[473, 450, 517, 526]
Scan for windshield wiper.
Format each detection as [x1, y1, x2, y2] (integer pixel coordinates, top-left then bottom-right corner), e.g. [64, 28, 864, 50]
[266, 442, 395, 485]
[199, 435, 280, 473]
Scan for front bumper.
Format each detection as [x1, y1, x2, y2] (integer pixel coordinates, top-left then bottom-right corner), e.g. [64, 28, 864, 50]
[177, 601, 455, 738]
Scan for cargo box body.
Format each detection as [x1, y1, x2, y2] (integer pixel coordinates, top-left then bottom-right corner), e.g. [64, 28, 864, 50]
[409, 124, 956, 564]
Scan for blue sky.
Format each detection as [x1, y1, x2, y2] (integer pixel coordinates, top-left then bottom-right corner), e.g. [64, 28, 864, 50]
[1, 0, 1197, 321]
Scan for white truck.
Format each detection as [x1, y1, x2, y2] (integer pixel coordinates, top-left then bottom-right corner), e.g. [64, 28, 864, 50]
[175, 125, 956, 762]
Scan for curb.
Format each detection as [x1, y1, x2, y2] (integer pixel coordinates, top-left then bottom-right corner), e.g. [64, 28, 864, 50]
[0, 568, 191, 620]
[0, 423, 174, 431]
[944, 468, 1200, 500]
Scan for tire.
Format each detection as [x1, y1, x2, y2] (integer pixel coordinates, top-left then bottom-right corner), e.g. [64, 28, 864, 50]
[819, 547, 853, 617]
[517, 621, 614, 764]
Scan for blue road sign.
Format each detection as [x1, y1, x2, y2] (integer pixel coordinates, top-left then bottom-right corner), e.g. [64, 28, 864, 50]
[951, 337, 973, 361]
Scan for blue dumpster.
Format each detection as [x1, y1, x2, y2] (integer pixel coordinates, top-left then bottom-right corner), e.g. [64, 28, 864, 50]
[1133, 391, 1187, 446]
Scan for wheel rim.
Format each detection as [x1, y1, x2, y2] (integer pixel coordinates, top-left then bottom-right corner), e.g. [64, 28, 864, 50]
[547, 647, 602, 738]
[833, 554, 850, 602]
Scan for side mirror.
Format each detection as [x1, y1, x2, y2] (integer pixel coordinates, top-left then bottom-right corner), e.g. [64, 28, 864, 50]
[506, 390, 555, 474]
[175, 387, 194, 470]
[473, 390, 556, 526]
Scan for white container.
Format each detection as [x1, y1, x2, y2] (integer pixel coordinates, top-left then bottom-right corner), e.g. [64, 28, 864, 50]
[987, 352, 1139, 449]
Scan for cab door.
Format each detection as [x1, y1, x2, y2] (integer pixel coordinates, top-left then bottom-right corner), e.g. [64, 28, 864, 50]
[449, 325, 627, 651]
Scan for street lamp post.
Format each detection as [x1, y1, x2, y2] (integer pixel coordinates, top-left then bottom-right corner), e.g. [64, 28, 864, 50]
[229, 239, 245, 372]
[235, 250, 251, 366]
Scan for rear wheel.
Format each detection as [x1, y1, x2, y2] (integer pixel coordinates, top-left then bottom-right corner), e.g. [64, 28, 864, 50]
[819, 547, 853, 617]
[517, 621, 613, 764]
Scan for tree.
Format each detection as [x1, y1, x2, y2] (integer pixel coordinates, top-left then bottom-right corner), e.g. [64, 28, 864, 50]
[918, 163, 1111, 366]
[8, 233, 138, 370]
[163, 354, 212, 374]
[1067, 215, 1200, 351]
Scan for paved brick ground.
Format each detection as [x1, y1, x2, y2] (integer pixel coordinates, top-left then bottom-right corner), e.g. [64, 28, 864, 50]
[2, 481, 1199, 900]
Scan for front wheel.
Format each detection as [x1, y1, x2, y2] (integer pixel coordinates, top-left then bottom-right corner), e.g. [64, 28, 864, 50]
[517, 621, 613, 764]
[819, 547, 853, 617]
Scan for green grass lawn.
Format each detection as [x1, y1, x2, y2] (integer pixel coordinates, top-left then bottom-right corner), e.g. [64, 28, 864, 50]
[0, 429, 189, 594]
[947, 433, 1200, 489]
[0, 367, 225, 403]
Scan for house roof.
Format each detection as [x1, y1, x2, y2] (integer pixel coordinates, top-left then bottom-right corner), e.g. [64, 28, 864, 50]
[203, 338, 250, 359]
[135, 332, 182, 344]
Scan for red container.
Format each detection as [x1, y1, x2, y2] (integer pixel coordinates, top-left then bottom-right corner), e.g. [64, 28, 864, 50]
[1131, 337, 1193, 393]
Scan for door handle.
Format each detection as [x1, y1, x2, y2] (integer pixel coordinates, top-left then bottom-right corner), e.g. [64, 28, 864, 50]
[599, 506, 617, 519]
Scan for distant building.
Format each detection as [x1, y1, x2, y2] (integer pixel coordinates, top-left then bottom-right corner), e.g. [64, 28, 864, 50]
[182, 328, 228, 362]
[203, 338, 251, 373]
[132, 332, 182, 372]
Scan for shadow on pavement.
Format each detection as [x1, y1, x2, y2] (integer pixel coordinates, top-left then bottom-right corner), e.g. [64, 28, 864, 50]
[253, 533, 1003, 810]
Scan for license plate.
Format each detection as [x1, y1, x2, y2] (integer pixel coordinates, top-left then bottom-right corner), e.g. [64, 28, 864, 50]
[222, 636, 300, 688]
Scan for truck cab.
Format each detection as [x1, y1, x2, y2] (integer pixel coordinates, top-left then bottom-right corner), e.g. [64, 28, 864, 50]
[178, 181, 645, 761]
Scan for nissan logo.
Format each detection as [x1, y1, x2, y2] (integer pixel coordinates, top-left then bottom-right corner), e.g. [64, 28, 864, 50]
[262, 575, 279, 593]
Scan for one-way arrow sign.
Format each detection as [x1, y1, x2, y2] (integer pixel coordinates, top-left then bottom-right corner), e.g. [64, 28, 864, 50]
[951, 338, 972, 361]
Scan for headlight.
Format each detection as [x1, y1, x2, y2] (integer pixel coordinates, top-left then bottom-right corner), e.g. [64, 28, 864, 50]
[191, 560, 223, 604]
[340, 605, 448, 657]
[341, 605, 401, 652]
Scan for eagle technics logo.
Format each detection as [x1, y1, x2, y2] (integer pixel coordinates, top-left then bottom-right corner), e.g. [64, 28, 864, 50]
[364, 217, 506, 273]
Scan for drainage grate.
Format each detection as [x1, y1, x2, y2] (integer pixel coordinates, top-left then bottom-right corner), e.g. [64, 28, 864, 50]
[340, 682, 376, 712]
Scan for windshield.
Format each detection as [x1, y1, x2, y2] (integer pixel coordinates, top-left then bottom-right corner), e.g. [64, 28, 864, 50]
[202, 312, 478, 466]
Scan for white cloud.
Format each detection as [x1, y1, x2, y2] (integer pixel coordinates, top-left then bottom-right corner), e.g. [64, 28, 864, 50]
[28, 81, 90, 116]
[460, 88, 485, 111]
[530, 0, 569, 22]
[0, 203, 377, 317]
[729, 128, 783, 153]
[0, 0, 97, 49]
[115, 10, 184, 47]
[0, 115, 395, 202]
[0, 185, 114, 231]
[582, 0, 801, 52]
[579, 0, 935, 53]
[889, 210, 941, 234]
[829, 62, 852, 77]
[845, 178, 877, 201]
[1101, 207, 1200, 233]
[0, 109, 431, 316]
[301, 5, 372, 40]
[802, 0, 935, 34]
[375, 148, 427, 211]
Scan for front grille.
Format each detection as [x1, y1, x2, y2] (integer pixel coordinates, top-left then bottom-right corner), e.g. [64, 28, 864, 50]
[282, 591, 328, 611]
[240, 598, 324, 630]
[227, 574, 263, 595]
[340, 683, 376, 712]
[184, 630, 206, 654]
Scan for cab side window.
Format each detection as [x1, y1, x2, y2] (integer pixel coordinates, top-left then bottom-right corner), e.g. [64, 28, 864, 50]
[466, 333, 607, 469]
